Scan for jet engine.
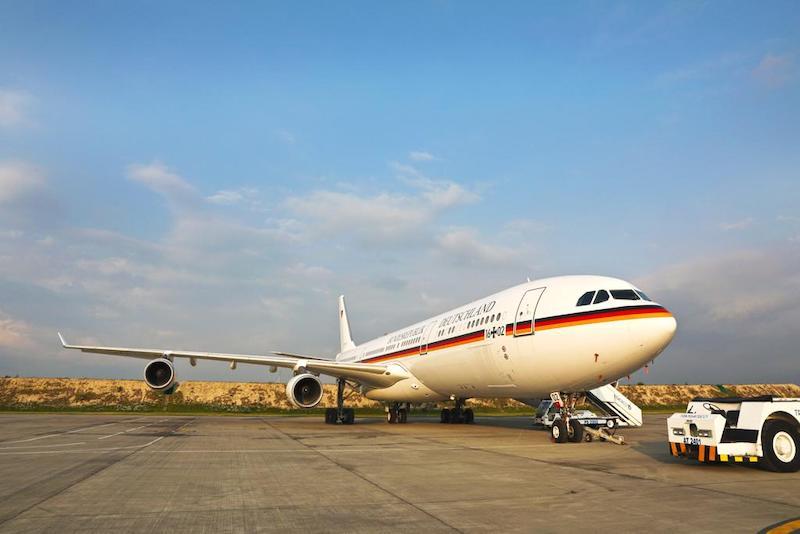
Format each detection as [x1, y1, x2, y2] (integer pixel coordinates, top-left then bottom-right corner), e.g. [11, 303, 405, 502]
[286, 373, 323, 408]
[144, 358, 178, 394]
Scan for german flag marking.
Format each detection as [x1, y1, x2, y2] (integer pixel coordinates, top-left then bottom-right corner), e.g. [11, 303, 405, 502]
[362, 305, 672, 364]
[535, 305, 672, 332]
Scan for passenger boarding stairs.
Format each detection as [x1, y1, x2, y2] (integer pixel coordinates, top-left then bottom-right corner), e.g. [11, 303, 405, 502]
[586, 383, 643, 428]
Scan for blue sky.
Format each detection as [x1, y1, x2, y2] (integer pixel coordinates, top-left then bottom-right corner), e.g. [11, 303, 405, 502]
[0, 1, 798, 384]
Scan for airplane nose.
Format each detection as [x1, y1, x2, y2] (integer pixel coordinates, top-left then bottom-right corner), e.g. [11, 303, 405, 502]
[651, 311, 677, 354]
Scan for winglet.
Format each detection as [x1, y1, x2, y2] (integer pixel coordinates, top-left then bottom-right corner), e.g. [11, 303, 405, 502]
[58, 332, 68, 347]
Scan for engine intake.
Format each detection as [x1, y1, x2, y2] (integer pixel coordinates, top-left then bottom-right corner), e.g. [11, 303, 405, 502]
[286, 373, 323, 408]
[144, 358, 176, 392]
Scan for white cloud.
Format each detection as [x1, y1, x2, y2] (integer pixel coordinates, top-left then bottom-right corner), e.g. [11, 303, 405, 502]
[753, 53, 794, 88]
[286, 190, 428, 242]
[637, 248, 800, 325]
[206, 187, 261, 209]
[435, 228, 519, 267]
[0, 89, 33, 128]
[0, 310, 32, 349]
[127, 162, 194, 197]
[719, 217, 754, 231]
[391, 161, 479, 208]
[0, 161, 45, 204]
[206, 189, 244, 205]
[409, 151, 436, 162]
[283, 161, 477, 243]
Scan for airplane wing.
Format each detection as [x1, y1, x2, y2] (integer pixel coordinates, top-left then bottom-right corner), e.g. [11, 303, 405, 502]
[58, 333, 407, 387]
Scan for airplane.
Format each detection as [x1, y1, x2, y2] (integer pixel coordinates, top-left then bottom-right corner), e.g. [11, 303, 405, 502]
[59, 275, 676, 441]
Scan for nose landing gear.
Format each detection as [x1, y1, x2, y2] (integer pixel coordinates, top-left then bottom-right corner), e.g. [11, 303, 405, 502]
[549, 391, 625, 445]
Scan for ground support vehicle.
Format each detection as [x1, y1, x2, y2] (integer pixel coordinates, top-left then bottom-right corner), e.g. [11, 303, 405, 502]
[533, 384, 643, 444]
[667, 396, 800, 472]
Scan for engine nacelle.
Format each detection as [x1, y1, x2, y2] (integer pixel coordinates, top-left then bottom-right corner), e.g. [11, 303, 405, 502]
[144, 358, 177, 393]
[286, 373, 323, 408]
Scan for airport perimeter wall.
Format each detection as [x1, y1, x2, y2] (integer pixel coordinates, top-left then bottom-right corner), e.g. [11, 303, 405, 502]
[0, 377, 798, 412]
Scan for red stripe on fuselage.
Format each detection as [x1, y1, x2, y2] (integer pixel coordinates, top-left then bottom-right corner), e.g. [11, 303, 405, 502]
[360, 305, 670, 364]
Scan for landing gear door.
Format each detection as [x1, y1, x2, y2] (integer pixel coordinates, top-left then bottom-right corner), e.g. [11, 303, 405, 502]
[514, 287, 546, 337]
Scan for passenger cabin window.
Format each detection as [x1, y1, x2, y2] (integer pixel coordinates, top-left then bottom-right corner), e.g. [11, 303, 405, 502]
[593, 290, 609, 304]
[576, 291, 595, 306]
[635, 290, 651, 301]
[610, 289, 640, 301]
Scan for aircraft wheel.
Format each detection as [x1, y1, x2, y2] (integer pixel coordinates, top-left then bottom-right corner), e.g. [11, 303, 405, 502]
[343, 408, 355, 425]
[568, 420, 585, 443]
[324, 408, 337, 424]
[762, 420, 800, 472]
[440, 408, 451, 424]
[398, 408, 408, 424]
[551, 419, 568, 443]
[387, 409, 398, 424]
[464, 408, 474, 424]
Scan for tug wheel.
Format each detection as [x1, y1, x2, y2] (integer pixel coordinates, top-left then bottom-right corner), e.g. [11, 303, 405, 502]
[762, 420, 800, 472]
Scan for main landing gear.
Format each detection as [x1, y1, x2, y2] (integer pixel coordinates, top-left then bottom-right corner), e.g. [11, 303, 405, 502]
[386, 402, 409, 424]
[324, 378, 355, 425]
[440, 398, 474, 424]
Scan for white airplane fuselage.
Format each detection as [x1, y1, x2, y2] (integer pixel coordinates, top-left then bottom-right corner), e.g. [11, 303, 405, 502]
[336, 275, 676, 402]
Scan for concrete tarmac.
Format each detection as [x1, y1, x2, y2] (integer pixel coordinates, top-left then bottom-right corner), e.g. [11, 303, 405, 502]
[0, 412, 797, 533]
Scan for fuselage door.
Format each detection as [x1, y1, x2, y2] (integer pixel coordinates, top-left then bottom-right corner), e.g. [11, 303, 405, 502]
[514, 287, 546, 337]
[419, 320, 438, 355]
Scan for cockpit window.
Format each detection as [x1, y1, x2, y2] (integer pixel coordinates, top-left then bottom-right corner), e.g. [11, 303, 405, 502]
[593, 290, 609, 304]
[611, 289, 640, 300]
[576, 291, 595, 306]
[635, 290, 651, 301]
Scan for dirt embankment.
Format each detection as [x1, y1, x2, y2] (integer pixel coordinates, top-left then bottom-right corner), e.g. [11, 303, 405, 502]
[0, 377, 797, 412]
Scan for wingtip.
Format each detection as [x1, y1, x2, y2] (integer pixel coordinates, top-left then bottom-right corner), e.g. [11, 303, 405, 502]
[57, 332, 66, 347]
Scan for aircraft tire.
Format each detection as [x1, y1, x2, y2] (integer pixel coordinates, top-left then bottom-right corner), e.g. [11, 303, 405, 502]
[398, 409, 408, 424]
[387, 409, 398, 424]
[551, 419, 568, 443]
[343, 408, 355, 425]
[464, 408, 474, 424]
[568, 420, 585, 443]
[440, 408, 451, 424]
[324, 408, 337, 424]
